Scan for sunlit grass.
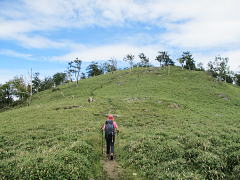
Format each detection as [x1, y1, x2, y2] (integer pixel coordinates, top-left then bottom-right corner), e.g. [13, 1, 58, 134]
[0, 67, 239, 179]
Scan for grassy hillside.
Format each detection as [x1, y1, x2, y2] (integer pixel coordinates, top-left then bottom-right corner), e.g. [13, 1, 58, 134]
[1, 67, 240, 179]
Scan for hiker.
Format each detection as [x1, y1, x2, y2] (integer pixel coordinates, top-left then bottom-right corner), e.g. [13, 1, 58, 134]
[102, 114, 118, 160]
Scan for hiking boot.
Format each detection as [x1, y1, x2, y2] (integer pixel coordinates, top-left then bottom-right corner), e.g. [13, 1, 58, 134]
[110, 153, 114, 160]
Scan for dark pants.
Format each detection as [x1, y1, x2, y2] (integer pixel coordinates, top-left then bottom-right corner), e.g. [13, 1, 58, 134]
[105, 133, 115, 154]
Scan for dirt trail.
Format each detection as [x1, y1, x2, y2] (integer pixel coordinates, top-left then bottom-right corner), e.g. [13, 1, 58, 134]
[102, 159, 122, 180]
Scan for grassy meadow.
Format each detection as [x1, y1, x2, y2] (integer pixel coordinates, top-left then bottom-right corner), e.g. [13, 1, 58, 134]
[0, 67, 240, 179]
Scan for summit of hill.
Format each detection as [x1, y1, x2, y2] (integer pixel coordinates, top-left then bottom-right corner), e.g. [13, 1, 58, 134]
[1, 67, 240, 179]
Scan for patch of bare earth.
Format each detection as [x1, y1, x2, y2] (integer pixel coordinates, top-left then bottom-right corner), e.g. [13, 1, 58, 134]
[102, 159, 122, 180]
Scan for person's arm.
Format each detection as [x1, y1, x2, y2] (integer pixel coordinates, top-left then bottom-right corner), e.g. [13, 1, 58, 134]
[113, 122, 119, 132]
[101, 124, 105, 130]
[113, 121, 118, 129]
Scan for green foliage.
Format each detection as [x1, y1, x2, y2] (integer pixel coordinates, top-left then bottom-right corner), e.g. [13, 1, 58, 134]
[207, 56, 233, 83]
[81, 72, 87, 79]
[178, 51, 196, 70]
[155, 51, 174, 67]
[234, 74, 240, 86]
[196, 62, 205, 71]
[39, 77, 54, 91]
[123, 54, 135, 70]
[0, 82, 14, 108]
[32, 74, 56, 93]
[32, 72, 41, 93]
[138, 53, 150, 67]
[0, 77, 29, 109]
[53, 73, 67, 86]
[103, 58, 118, 73]
[86, 62, 104, 77]
[67, 58, 82, 84]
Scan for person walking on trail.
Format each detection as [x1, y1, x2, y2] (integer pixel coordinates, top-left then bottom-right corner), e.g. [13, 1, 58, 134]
[102, 114, 118, 160]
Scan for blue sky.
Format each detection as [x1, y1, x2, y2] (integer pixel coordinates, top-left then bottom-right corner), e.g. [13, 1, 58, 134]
[1, 0, 240, 83]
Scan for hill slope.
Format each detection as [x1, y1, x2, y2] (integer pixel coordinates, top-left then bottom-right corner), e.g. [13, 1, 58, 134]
[1, 67, 240, 179]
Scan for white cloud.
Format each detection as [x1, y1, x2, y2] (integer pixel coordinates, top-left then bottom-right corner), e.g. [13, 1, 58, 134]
[224, 51, 240, 72]
[163, 20, 240, 49]
[51, 43, 165, 63]
[0, 0, 240, 71]
[14, 35, 68, 49]
[0, 49, 33, 60]
[1, 0, 240, 49]
[0, 19, 36, 37]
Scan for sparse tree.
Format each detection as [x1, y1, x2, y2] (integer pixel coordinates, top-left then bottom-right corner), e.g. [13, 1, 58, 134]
[103, 58, 117, 73]
[155, 51, 164, 67]
[156, 51, 174, 67]
[86, 62, 104, 77]
[178, 57, 185, 70]
[217, 56, 230, 83]
[235, 74, 240, 86]
[123, 54, 135, 71]
[0, 77, 29, 108]
[138, 53, 150, 67]
[207, 61, 218, 78]
[39, 77, 54, 91]
[65, 69, 72, 82]
[108, 58, 117, 72]
[196, 62, 205, 71]
[179, 52, 196, 70]
[68, 58, 82, 84]
[53, 72, 67, 86]
[32, 73, 41, 93]
[0, 82, 14, 107]
[207, 56, 233, 83]
[226, 73, 234, 84]
[81, 73, 87, 79]
[11, 76, 29, 101]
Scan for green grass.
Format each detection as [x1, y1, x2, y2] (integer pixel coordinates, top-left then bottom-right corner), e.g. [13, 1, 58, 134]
[0, 67, 240, 179]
